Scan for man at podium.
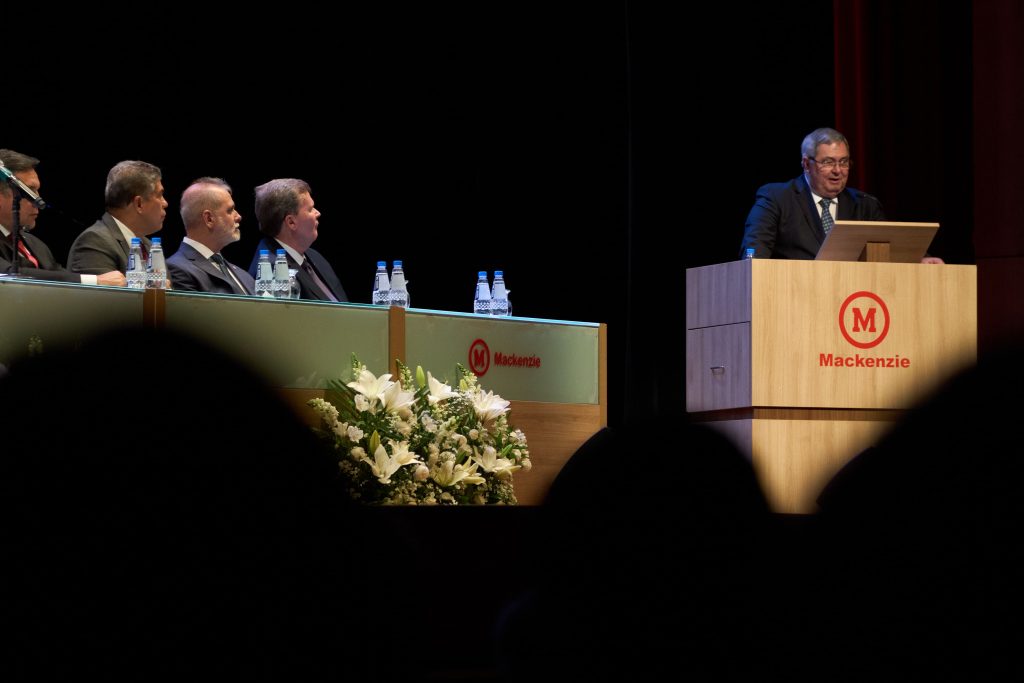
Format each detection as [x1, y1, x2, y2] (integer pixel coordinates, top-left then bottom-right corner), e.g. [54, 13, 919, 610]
[739, 127, 942, 263]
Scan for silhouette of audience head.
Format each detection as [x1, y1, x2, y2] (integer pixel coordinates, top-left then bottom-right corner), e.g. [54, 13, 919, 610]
[498, 418, 775, 680]
[0, 326, 360, 679]
[817, 340, 1024, 680]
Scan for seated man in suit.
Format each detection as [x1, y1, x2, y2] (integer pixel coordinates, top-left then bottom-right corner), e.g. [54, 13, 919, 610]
[0, 149, 125, 286]
[249, 178, 347, 302]
[68, 160, 168, 275]
[740, 127, 942, 263]
[167, 178, 254, 295]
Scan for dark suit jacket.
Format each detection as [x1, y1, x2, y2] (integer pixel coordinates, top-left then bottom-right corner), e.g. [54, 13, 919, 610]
[167, 242, 255, 295]
[0, 230, 82, 283]
[248, 237, 348, 302]
[740, 175, 886, 259]
[68, 212, 152, 274]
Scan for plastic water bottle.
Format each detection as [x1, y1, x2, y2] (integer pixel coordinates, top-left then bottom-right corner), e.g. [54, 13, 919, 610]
[146, 237, 166, 289]
[473, 271, 491, 315]
[491, 270, 509, 316]
[126, 237, 147, 289]
[744, 248, 755, 260]
[255, 249, 274, 298]
[272, 249, 290, 298]
[372, 261, 390, 306]
[390, 260, 409, 308]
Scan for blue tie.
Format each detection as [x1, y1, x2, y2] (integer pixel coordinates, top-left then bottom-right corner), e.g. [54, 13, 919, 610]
[820, 198, 835, 235]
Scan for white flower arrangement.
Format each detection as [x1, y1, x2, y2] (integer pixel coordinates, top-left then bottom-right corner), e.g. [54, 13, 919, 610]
[308, 357, 530, 505]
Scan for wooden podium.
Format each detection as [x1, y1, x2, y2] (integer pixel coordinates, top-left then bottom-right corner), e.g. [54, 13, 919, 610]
[686, 259, 976, 512]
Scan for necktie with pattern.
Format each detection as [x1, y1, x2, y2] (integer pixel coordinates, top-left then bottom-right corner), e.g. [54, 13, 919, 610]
[819, 198, 835, 235]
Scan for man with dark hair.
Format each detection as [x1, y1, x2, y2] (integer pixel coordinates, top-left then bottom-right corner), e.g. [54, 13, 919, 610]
[248, 178, 347, 302]
[0, 149, 125, 286]
[167, 178, 254, 295]
[68, 160, 168, 275]
[740, 128, 943, 263]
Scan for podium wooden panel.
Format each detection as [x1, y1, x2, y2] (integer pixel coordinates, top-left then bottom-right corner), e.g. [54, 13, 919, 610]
[687, 260, 976, 513]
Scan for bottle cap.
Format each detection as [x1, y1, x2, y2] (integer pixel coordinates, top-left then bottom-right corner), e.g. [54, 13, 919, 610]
[377, 261, 386, 268]
[131, 237, 140, 245]
[495, 270, 503, 277]
[260, 249, 270, 256]
[393, 260, 403, 268]
[152, 237, 161, 245]
[478, 271, 487, 278]
[276, 249, 286, 256]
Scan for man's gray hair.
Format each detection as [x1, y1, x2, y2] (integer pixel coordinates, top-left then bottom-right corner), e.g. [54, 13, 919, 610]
[801, 128, 850, 160]
[180, 177, 233, 230]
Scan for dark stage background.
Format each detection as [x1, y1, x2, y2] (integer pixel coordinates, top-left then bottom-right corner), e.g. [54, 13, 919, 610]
[6, 1, 1016, 426]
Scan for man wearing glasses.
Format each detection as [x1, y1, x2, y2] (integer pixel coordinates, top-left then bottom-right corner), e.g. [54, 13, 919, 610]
[739, 127, 939, 261]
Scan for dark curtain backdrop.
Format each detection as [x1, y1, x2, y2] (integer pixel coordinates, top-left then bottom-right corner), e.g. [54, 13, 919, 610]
[835, 0, 1024, 347]
[5, 2, 1007, 422]
[834, 0, 973, 266]
[973, 0, 1024, 346]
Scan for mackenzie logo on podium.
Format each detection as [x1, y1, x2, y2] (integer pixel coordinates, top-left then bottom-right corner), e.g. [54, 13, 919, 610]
[819, 290, 911, 369]
[838, 290, 890, 349]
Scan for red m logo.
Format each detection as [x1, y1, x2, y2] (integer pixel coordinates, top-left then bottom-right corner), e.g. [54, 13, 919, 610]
[838, 291, 890, 350]
[468, 338, 490, 376]
[851, 307, 876, 333]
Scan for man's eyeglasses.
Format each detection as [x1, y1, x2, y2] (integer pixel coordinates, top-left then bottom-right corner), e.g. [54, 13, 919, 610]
[809, 157, 852, 171]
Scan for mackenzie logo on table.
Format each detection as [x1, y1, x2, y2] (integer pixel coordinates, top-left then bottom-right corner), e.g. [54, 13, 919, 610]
[468, 338, 542, 377]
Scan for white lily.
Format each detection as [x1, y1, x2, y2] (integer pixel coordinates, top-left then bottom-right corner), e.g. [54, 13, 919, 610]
[381, 381, 417, 414]
[347, 369, 395, 401]
[473, 445, 521, 475]
[472, 390, 511, 422]
[388, 440, 419, 467]
[431, 459, 485, 487]
[426, 372, 457, 405]
[360, 443, 417, 485]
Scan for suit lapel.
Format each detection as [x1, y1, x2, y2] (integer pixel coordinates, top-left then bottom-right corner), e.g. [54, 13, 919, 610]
[307, 250, 343, 300]
[795, 175, 826, 245]
[295, 259, 327, 300]
[225, 261, 254, 295]
[183, 245, 236, 291]
[101, 213, 130, 262]
[837, 189, 855, 220]
[23, 233, 54, 269]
